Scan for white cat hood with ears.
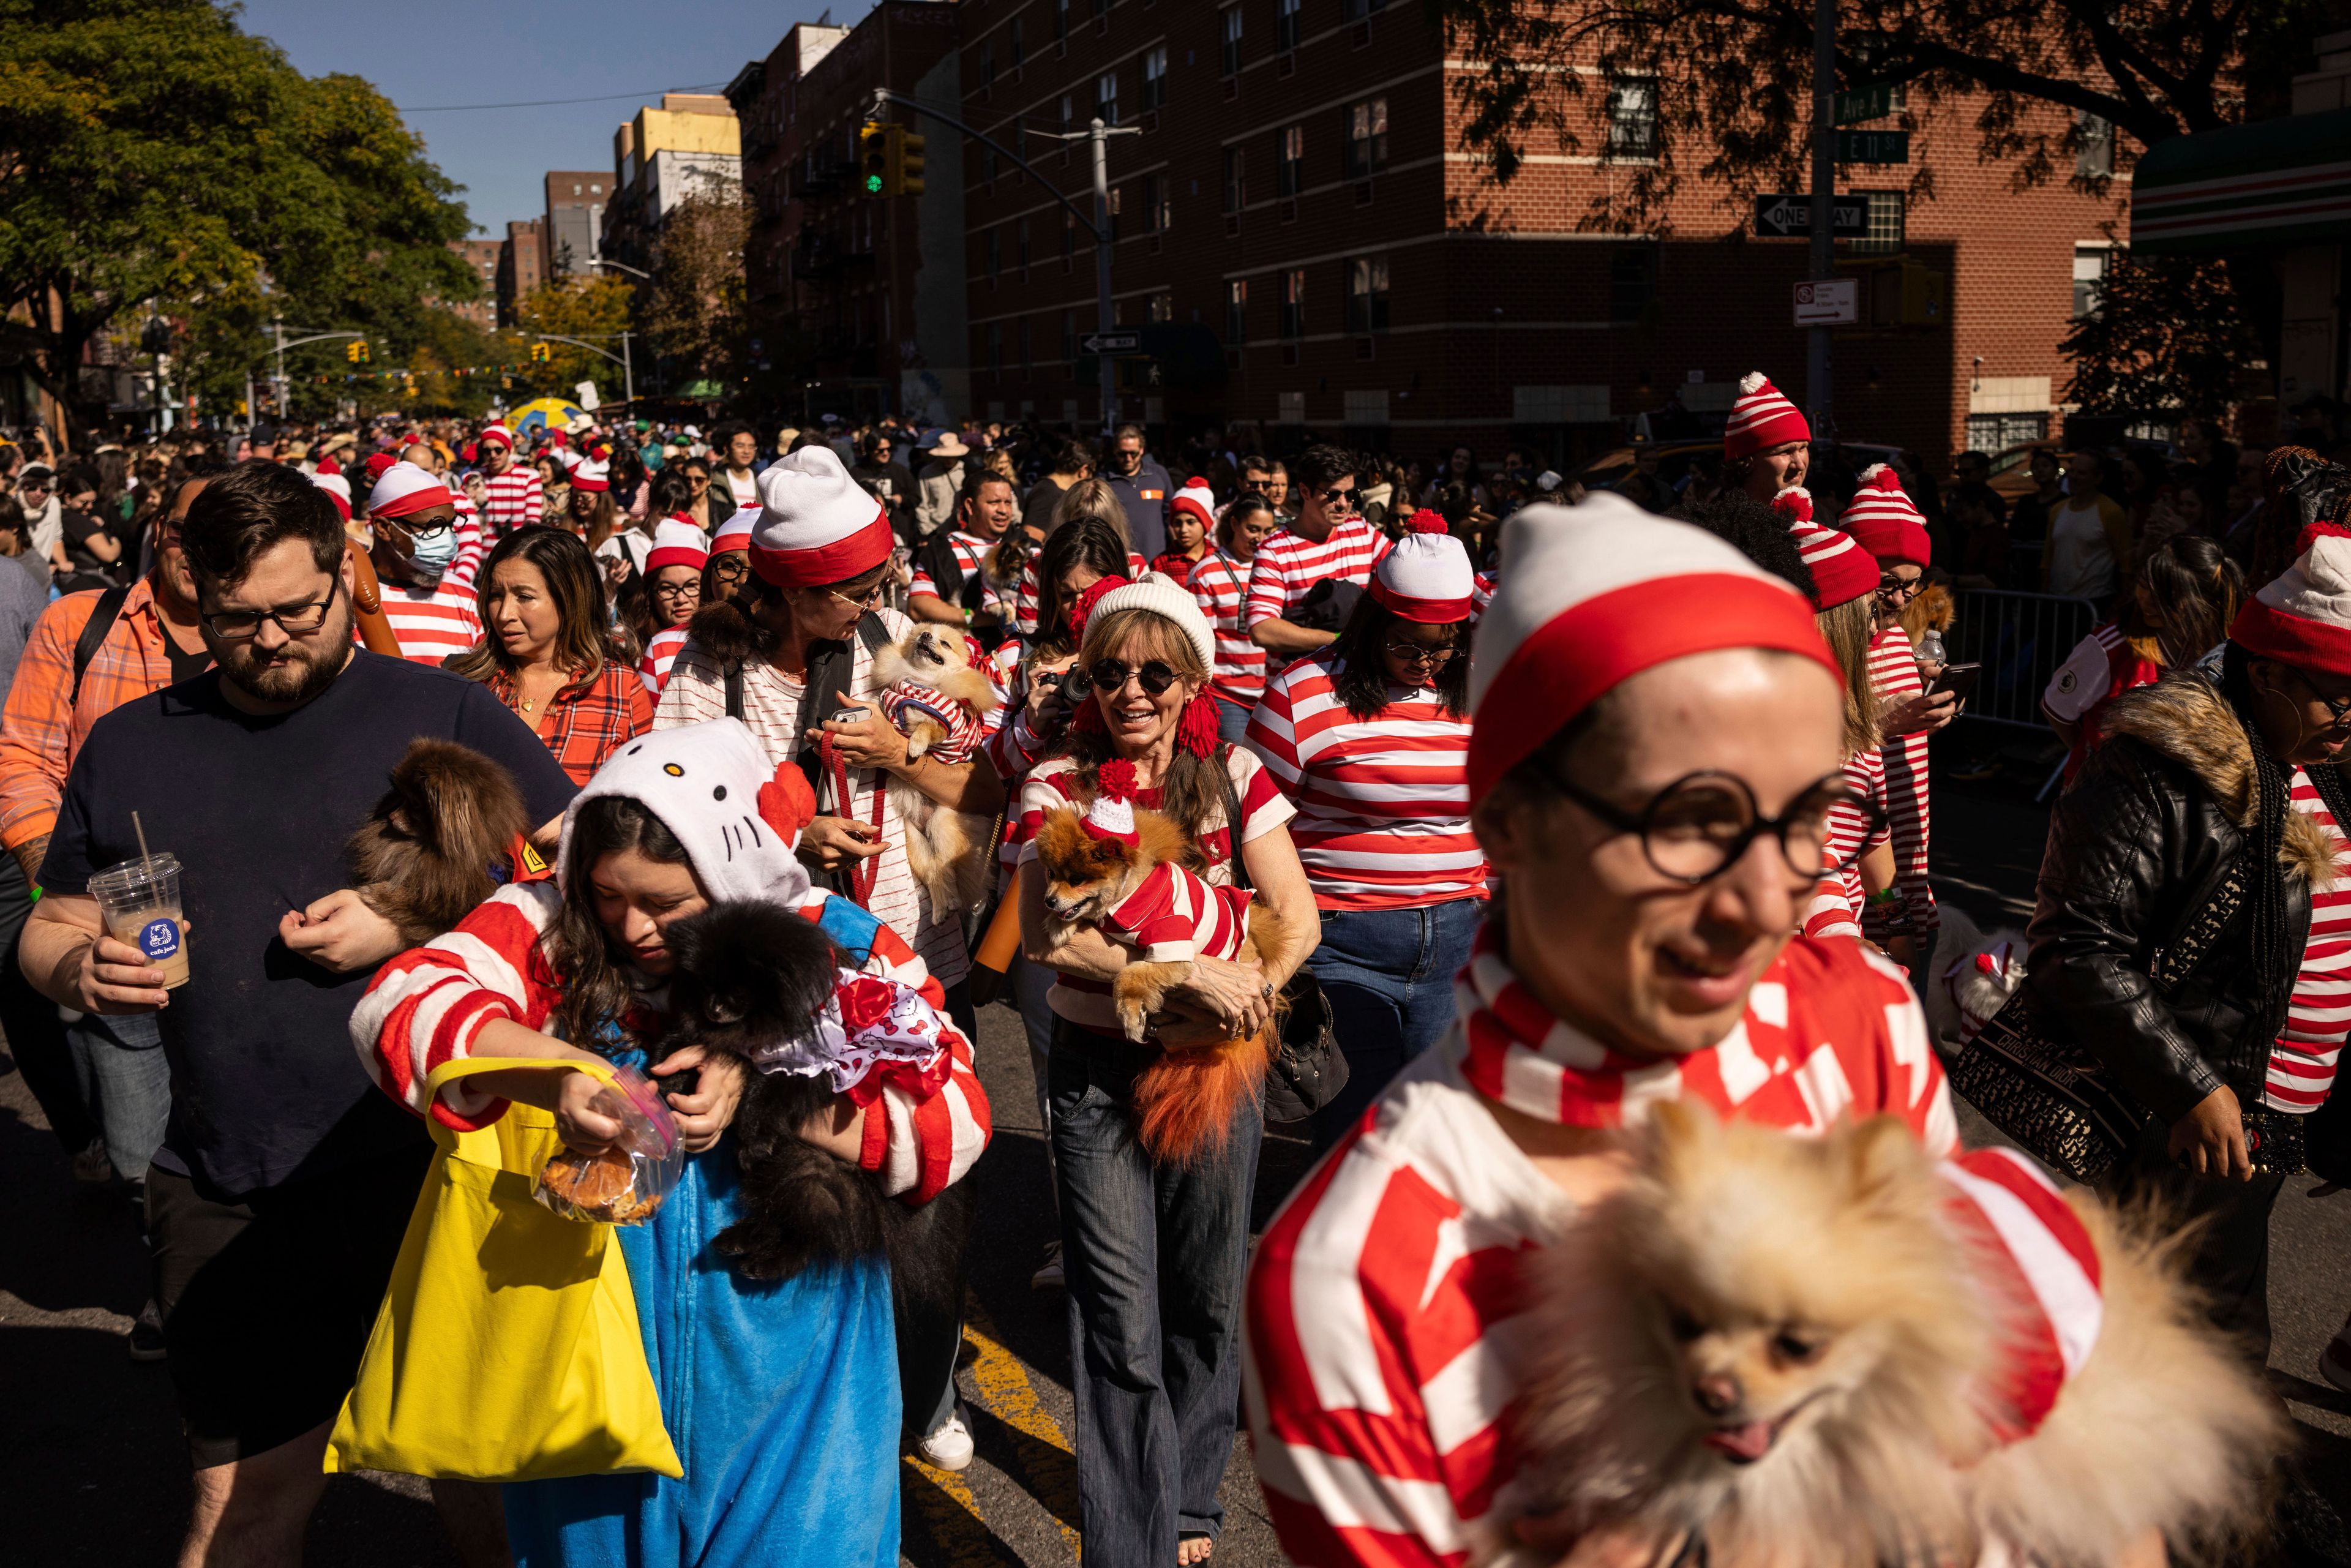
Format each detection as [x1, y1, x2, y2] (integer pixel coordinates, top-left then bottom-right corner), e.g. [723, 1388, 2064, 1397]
[557, 718, 815, 909]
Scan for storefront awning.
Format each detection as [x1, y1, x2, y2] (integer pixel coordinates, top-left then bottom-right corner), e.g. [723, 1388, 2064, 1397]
[2132, 108, 2351, 252]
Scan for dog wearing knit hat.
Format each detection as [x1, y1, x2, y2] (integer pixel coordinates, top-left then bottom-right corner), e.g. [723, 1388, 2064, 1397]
[871, 624, 1003, 913]
[1032, 758, 1296, 1163]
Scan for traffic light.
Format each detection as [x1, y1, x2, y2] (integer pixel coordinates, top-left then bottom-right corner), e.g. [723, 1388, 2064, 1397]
[890, 129, 926, 198]
[860, 121, 889, 197]
[345, 340, 369, 364]
[530, 342, 552, 362]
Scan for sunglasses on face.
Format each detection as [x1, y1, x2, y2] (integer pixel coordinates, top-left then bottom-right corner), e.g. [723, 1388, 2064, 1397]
[1384, 637, 1456, 666]
[826, 577, 887, 611]
[1315, 486, 1358, 509]
[1069, 658, 1179, 697]
[1875, 574, 1923, 602]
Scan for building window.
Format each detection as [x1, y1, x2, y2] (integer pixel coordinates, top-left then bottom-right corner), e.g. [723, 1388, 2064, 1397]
[1141, 173, 1170, 233]
[1277, 0, 1300, 53]
[1278, 124, 1305, 196]
[2073, 245, 2108, 318]
[987, 321, 1003, 377]
[978, 37, 996, 88]
[1149, 291, 1174, 324]
[1851, 192, 1907, 255]
[1063, 309, 1079, 361]
[1227, 279, 1248, 344]
[1097, 72, 1120, 127]
[1281, 268, 1306, 337]
[1609, 243, 1659, 321]
[1060, 94, 1074, 137]
[1220, 6, 1243, 76]
[1011, 17, 1025, 68]
[1346, 255, 1389, 332]
[985, 226, 1001, 282]
[1018, 216, 1032, 269]
[983, 147, 999, 186]
[1345, 98, 1389, 178]
[1340, 0, 1387, 20]
[1142, 47, 1167, 111]
[1966, 411, 2050, 451]
[1223, 147, 1246, 213]
[1055, 0, 1069, 41]
[1020, 316, 1035, 376]
[1605, 79, 1659, 159]
[2077, 113, 2113, 179]
[1091, 0, 1108, 19]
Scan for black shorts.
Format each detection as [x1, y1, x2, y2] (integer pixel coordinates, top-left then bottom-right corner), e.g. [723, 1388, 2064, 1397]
[145, 1144, 431, 1468]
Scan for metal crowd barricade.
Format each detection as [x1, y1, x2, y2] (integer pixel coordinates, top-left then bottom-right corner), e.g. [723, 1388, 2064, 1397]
[1944, 590, 2103, 732]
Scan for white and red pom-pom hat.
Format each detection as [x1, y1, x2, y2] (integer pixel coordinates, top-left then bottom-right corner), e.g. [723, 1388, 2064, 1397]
[1840, 465, 1932, 568]
[2231, 527, 2351, 678]
[571, 457, 609, 493]
[749, 445, 894, 589]
[1170, 476, 1217, 536]
[711, 511, 755, 554]
[645, 519, 711, 576]
[311, 472, 352, 522]
[1081, 759, 1142, 846]
[1773, 487, 1879, 611]
[1466, 491, 1840, 801]
[1723, 371, 1811, 461]
[367, 460, 454, 520]
[1370, 509, 1474, 623]
[478, 424, 515, 451]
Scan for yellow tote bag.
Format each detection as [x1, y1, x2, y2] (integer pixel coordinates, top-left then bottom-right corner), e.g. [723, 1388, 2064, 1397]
[325, 1056, 683, 1480]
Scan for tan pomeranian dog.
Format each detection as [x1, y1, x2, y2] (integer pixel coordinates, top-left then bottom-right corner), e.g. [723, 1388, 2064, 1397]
[1504, 1104, 2287, 1568]
[1032, 774, 1294, 1163]
[870, 625, 1002, 913]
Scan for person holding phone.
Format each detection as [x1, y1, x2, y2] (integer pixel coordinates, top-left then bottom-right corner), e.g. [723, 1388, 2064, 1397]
[1842, 466, 1957, 956]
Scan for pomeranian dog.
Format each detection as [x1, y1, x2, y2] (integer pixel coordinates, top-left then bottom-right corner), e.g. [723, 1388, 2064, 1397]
[1031, 779, 1294, 1164]
[1505, 1104, 2287, 1568]
[345, 738, 533, 945]
[1923, 905, 2029, 1051]
[655, 900, 972, 1331]
[871, 625, 1002, 915]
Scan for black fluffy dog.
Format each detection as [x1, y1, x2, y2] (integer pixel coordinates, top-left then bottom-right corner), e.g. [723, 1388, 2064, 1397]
[657, 901, 972, 1354]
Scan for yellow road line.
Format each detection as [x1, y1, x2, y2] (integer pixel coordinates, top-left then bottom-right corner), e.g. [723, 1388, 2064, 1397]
[903, 1453, 1009, 1568]
[963, 1300, 1084, 1559]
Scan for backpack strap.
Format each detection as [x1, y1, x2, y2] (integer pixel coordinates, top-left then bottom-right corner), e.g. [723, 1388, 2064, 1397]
[69, 584, 132, 709]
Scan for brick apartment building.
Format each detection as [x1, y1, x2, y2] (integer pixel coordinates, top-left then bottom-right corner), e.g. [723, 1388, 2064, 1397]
[731, 6, 971, 427]
[495, 218, 546, 327]
[444, 239, 501, 331]
[601, 94, 743, 277]
[945, 0, 2123, 468]
[544, 169, 611, 280]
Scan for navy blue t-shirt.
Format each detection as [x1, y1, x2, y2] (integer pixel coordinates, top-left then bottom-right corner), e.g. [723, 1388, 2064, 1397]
[42, 650, 577, 1198]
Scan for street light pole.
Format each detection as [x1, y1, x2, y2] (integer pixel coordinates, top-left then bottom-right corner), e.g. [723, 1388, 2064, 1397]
[1805, 0, 1836, 438]
[621, 329, 636, 406]
[1092, 119, 1116, 436]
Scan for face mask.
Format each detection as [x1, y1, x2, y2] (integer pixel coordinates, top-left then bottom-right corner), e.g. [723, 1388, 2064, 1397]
[407, 524, 460, 579]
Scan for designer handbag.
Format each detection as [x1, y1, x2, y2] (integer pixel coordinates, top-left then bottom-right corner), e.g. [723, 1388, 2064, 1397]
[1218, 763, 1349, 1123]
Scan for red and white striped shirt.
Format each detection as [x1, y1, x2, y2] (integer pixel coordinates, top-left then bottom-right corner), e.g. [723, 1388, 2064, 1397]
[2267, 766, 2351, 1111]
[1244, 936, 1959, 1567]
[1245, 652, 1485, 912]
[1802, 746, 1890, 941]
[909, 531, 1007, 618]
[1191, 550, 1267, 707]
[639, 625, 689, 695]
[876, 681, 984, 765]
[352, 879, 988, 1196]
[1869, 625, 1937, 934]
[379, 580, 482, 667]
[1012, 550, 1147, 636]
[1245, 519, 1393, 633]
[481, 465, 542, 537]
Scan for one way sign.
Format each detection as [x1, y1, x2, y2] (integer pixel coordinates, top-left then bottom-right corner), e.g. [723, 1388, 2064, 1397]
[1082, 331, 1141, 354]
[1753, 194, 1870, 239]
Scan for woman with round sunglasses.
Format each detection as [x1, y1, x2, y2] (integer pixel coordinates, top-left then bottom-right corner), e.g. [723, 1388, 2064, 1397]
[1244, 493, 1963, 1566]
[1012, 576, 1317, 1566]
[1246, 510, 1485, 1152]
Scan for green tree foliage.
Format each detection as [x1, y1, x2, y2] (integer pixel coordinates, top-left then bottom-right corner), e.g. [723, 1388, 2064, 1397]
[0, 0, 474, 436]
[510, 276, 634, 406]
[637, 187, 749, 397]
[2061, 251, 2262, 421]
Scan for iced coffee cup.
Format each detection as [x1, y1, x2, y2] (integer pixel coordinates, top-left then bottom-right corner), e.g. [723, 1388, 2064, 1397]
[88, 853, 189, 990]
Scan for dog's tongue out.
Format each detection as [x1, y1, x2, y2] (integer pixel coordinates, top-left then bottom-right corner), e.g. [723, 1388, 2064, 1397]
[1702, 1420, 1775, 1463]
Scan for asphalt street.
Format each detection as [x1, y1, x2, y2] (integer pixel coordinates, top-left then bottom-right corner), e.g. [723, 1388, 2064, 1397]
[2, 732, 2347, 1567]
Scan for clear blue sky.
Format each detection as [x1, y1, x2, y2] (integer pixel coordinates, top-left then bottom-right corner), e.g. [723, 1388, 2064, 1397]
[234, 0, 843, 236]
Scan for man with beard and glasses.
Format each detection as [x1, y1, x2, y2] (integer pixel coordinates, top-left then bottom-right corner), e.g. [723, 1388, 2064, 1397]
[18, 460, 576, 1567]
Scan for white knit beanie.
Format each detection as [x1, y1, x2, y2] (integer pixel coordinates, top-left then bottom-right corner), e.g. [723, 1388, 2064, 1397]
[1081, 572, 1217, 673]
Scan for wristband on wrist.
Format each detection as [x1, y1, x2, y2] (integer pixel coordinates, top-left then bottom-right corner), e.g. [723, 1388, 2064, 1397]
[1865, 887, 1904, 908]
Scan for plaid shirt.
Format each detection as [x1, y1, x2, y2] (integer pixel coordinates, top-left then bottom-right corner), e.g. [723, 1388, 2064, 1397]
[0, 579, 200, 854]
[489, 661, 653, 786]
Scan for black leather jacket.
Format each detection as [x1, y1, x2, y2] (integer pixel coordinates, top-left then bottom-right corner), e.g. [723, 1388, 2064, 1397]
[2024, 673, 2322, 1124]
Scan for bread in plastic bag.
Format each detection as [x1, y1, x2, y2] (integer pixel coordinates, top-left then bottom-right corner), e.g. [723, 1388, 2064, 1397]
[533, 1063, 683, 1225]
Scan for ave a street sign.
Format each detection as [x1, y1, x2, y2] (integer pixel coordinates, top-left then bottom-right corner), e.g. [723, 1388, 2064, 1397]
[1753, 194, 1869, 239]
[1835, 129, 1910, 165]
[1081, 331, 1141, 354]
[1793, 278, 1860, 326]
[1834, 84, 1894, 124]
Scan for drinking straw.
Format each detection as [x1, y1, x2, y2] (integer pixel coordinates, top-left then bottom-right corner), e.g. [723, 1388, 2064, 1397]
[132, 810, 156, 880]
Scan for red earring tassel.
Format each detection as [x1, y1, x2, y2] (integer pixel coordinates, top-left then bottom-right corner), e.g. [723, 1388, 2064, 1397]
[1176, 691, 1223, 759]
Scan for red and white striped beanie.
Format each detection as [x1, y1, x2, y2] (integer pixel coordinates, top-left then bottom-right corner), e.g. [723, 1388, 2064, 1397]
[1774, 487, 1878, 612]
[1938, 1148, 2103, 1441]
[748, 445, 894, 589]
[2230, 527, 2351, 678]
[311, 472, 352, 522]
[571, 457, 609, 493]
[1082, 758, 1142, 846]
[1370, 509, 1474, 623]
[367, 460, 454, 520]
[645, 518, 710, 576]
[711, 510, 755, 553]
[1466, 492, 1839, 801]
[1723, 371, 1810, 461]
[1841, 464, 1932, 568]
[478, 424, 514, 451]
[1170, 476, 1217, 535]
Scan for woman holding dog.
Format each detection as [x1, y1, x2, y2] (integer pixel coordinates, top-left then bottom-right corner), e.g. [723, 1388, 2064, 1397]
[356, 722, 986, 1566]
[1245, 510, 1485, 1151]
[1011, 574, 1317, 1566]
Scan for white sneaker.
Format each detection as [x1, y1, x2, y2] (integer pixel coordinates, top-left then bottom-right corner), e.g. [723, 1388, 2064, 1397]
[2320, 1325, 2351, 1395]
[917, 1414, 973, 1471]
[1030, 1240, 1065, 1291]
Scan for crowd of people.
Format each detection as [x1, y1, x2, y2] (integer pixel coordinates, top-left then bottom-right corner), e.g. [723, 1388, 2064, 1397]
[0, 370, 2345, 1568]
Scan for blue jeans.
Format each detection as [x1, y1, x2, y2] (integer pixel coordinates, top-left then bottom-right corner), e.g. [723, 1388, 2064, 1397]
[67, 1010, 170, 1181]
[1307, 898, 1487, 1151]
[1215, 694, 1254, 745]
[1049, 1021, 1260, 1556]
